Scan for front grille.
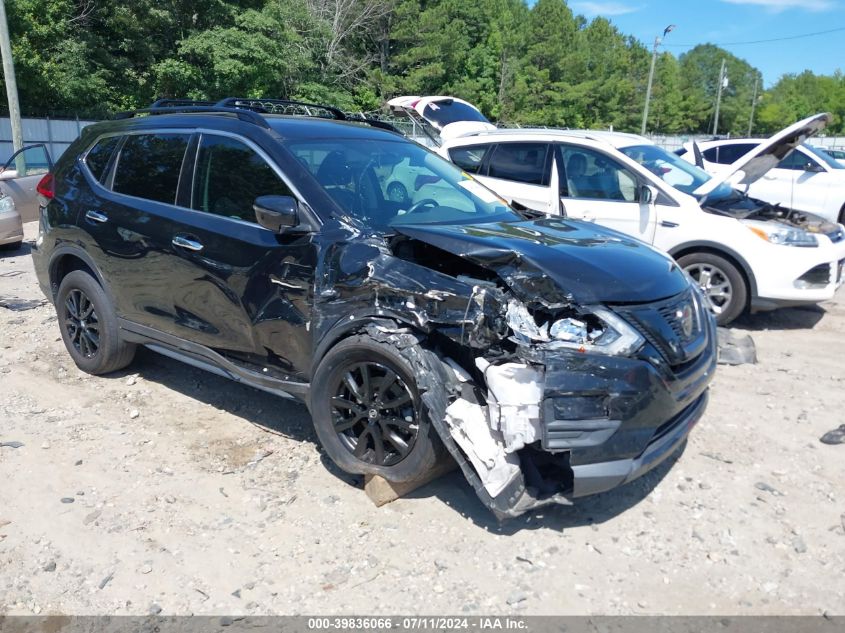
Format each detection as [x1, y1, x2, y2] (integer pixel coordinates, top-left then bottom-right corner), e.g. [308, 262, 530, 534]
[615, 289, 707, 368]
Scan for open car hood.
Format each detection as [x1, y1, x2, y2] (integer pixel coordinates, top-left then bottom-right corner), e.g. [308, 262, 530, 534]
[387, 95, 496, 144]
[693, 112, 832, 197]
[393, 218, 689, 305]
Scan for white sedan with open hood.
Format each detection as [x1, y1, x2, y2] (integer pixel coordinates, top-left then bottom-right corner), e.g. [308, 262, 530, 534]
[388, 98, 845, 325]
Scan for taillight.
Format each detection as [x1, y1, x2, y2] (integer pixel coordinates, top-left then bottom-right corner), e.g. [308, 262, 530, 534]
[36, 173, 54, 199]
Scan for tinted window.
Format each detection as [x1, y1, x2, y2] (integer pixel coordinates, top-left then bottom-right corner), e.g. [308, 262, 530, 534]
[487, 143, 549, 185]
[560, 146, 638, 202]
[449, 145, 491, 174]
[777, 150, 819, 171]
[702, 144, 756, 165]
[114, 134, 190, 204]
[85, 136, 120, 182]
[192, 135, 293, 222]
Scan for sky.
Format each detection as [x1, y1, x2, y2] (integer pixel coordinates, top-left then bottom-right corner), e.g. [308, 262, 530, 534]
[568, 0, 844, 87]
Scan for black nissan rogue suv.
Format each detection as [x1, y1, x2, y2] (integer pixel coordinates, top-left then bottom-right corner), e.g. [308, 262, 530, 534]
[32, 98, 717, 518]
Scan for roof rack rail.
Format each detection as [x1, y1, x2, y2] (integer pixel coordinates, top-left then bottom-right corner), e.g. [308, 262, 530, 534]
[114, 96, 401, 134]
[113, 104, 271, 129]
[214, 97, 401, 134]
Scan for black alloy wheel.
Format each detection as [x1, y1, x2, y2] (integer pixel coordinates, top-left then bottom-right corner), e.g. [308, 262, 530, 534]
[63, 288, 100, 358]
[329, 361, 419, 466]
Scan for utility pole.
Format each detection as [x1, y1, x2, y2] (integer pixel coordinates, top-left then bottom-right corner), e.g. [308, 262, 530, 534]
[0, 0, 23, 172]
[641, 24, 675, 136]
[747, 75, 759, 136]
[713, 58, 727, 136]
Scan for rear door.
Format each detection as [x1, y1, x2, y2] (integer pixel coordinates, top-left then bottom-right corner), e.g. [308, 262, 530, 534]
[472, 142, 552, 211]
[0, 144, 53, 221]
[556, 144, 656, 243]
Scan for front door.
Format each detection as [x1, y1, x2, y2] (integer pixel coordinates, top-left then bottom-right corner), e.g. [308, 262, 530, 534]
[556, 144, 656, 243]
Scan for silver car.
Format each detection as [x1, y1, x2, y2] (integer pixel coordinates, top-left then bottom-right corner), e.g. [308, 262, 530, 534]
[0, 143, 53, 250]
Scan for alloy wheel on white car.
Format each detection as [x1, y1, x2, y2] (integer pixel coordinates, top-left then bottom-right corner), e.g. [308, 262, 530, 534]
[684, 263, 732, 315]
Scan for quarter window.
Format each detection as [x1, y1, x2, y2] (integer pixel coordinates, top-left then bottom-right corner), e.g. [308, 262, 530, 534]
[113, 133, 190, 204]
[85, 136, 121, 183]
[449, 145, 491, 174]
[192, 135, 293, 222]
[487, 143, 549, 185]
[560, 146, 638, 202]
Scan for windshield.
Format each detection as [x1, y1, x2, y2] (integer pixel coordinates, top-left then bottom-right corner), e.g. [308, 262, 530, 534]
[619, 144, 735, 200]
[287, 138, 518, 230]
[803, 143, 844, 170]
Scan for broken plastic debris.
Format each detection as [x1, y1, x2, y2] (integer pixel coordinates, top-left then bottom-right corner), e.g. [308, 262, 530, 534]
[444, 398, 521, 497]
[505, 300, 548, 342]
[476, 358, 544, 453]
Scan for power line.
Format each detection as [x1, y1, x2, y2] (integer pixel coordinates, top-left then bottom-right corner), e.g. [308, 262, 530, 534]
[663, 25, 845, 47]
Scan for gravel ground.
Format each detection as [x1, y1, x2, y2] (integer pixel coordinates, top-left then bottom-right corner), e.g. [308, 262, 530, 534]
[1, 222, 844, 616]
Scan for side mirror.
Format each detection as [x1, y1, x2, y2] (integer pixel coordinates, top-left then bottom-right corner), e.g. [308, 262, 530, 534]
[639, 184, 658, 204]
[254, 195, 299, 232]
[804, 162, 824, 173]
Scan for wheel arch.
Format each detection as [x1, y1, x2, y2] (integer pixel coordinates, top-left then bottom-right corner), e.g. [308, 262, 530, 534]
[668, 241, 758, 301]
[48, 246, 111, 301]
[310, 311, 430, 379]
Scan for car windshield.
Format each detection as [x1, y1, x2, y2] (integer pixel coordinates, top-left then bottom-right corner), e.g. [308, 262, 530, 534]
[803, 143, 844, 169]
[286, 138, 519, 230]
[619, 144, 735, 200]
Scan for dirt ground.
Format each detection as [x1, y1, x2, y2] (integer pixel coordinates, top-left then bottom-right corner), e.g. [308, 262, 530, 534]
[1, 221, 844, 616]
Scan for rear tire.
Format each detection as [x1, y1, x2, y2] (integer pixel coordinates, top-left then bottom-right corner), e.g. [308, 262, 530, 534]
[309, 334, 445, 483]
[678, 252, 747, 326]
[56, 270, 136, 375]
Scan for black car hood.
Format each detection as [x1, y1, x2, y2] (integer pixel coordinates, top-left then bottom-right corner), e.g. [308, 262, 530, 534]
[393, 217, 689, 305]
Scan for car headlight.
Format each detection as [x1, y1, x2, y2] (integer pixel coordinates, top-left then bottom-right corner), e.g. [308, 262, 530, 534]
[745, 221, 818, 247]
[0, 195, 14, 215]
[506, 300, 644, 356]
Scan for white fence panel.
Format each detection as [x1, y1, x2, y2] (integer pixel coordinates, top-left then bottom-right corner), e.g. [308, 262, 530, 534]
[0, 116, 97, 165]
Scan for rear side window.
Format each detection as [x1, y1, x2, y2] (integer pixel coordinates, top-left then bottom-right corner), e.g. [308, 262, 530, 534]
[113, 134, 190, 204]
[487, 143, 549, 185]
[85, 136, 121, 183]
[702, 144, 756, 165]
[192, 135, 293, 222]
[449, 145, 491, 174]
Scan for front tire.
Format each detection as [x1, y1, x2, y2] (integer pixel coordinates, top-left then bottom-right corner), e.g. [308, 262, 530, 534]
[56, 270, 136, 375]
[309, 334, 444, 483]
[678, 252, 747, 326]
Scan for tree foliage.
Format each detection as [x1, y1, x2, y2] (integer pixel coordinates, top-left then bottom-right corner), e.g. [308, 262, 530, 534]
[2, 0, 842, 134]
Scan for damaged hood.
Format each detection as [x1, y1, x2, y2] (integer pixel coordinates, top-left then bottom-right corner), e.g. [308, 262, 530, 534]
[394, 218, 689, 305]
[694, 112, 832, 197]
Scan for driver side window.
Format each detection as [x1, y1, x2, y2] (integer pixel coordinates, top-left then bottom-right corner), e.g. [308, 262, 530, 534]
[559, 146, 638, 202]
[192, 135, 293, 222]
[777, 150, 819, 171]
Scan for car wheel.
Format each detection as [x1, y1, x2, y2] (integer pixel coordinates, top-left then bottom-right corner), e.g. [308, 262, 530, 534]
[678, 252, 747, 326]
[309, 334, 445, 483]
[56, 270, 136, 375]
[386, 182, 409, 204]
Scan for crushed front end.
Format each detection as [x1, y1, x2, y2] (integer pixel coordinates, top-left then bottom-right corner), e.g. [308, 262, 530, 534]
[372, 220, 719, 520]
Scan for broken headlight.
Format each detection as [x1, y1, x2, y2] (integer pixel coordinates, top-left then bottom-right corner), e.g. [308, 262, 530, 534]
[744, 220, 818, 247]
[506, 300, 644, 356]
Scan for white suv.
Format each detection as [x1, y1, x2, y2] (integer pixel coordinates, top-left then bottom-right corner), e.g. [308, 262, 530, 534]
[389, 97, 845, 325]
[677, 137, 845, 225]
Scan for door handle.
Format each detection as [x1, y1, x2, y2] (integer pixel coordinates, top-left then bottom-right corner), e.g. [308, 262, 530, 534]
[85, 210, 108, 223]
[583, 212, 596, 222]
[172, 235, 204, 252]
[660, 220, 679, 228]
